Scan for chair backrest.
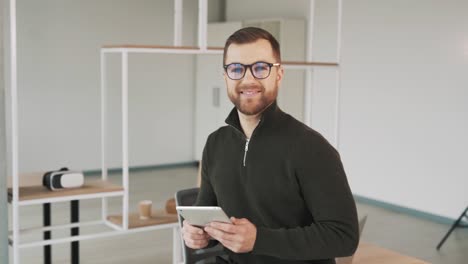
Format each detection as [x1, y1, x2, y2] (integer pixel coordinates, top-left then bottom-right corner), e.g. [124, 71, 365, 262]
[175, 187, 225, 264]
[335, 215, 368, 264]
[176, 187, 199, 208]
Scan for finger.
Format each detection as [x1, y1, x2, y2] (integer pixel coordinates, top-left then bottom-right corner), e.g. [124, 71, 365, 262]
[184, 237, 208, 249]
[182, 226, 210, 241]
[183, 229, 210, 248]
[182, 225, 210, 239]
[185, 238, 209, 249]
[183, 222, 205, 235]
[209, 221, 237, 233]
[231, 217, 242, 224]
[217, 238, 241, 253]
[231, 217, 249, 225]
[187, 237, 209, 245]
[204, 226, 237, 242]
[183, 231, 210, 241]
[183, 221, 204, 233]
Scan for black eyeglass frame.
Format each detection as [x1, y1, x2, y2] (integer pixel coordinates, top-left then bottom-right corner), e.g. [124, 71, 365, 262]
[223, 61, 281, 80]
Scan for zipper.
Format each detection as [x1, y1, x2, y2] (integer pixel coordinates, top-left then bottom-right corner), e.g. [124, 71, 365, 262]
[228, 119, 261, 168]
[228, 124, 250, 167]
[243, 138, 250, 167]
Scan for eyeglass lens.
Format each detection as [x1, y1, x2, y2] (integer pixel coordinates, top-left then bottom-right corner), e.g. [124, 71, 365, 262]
[226, 62, 272, 80]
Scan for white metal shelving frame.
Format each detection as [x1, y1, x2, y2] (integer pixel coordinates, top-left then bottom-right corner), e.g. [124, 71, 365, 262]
[5, 0, 183, 263]
[5, 0, 343, 264]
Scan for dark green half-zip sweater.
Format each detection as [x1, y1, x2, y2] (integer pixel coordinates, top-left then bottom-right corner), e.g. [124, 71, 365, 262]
[196, 101, 359, 264]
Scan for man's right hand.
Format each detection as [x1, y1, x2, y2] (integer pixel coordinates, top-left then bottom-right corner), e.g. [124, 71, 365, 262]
[182, 220, 211, 249]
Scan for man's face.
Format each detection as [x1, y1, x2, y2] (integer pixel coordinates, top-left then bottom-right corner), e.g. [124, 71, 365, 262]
[224, 39, 283, 116]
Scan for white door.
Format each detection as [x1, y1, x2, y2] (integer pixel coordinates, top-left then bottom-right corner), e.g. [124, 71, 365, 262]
[194, 22, 242, 160]
[194, 54, 233, 160]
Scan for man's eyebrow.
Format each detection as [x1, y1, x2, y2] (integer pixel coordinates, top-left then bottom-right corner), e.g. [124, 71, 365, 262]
[225, 61, 269, 65]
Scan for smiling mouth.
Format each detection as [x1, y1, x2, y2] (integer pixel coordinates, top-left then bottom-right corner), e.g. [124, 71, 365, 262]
[240, 90, 261, 96]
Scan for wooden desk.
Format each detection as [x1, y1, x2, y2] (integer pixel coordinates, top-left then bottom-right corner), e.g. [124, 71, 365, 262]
[352, 242, 430, 264]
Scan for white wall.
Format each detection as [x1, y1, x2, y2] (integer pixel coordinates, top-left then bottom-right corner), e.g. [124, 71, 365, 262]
[226, 0, 309, 21]
[226, 0, 468, 220]
[15, 0, 200, 172]
[340, 0, 468, 221]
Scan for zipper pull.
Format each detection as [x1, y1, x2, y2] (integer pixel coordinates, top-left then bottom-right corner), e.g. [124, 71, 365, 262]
[243, 139, 250, 167]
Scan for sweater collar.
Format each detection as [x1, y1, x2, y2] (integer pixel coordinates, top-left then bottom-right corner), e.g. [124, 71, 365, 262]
[225, 101, 281, 134]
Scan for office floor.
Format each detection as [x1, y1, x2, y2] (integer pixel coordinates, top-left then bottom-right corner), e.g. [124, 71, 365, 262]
[9, 165, 467, 264]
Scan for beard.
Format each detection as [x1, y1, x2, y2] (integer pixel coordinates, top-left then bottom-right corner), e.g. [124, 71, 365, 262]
[228, 84, 278, 116]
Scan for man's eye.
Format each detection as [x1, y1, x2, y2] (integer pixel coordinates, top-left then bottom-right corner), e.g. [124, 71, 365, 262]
[254, 65, 268, 71]
[231, 67, 243, 73]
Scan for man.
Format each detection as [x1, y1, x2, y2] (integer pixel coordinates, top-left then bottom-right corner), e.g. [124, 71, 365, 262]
[182, 27, 359, 264]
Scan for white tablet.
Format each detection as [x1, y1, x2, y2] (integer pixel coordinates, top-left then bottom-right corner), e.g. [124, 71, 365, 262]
[176, 206, 231, 227]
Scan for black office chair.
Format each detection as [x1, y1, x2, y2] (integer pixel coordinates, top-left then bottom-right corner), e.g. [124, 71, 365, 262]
[436, 206, 468, 250]
[175, 187, 226, 264]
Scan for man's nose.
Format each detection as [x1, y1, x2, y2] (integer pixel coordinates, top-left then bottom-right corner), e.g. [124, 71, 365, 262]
[242, 67, 256, 82]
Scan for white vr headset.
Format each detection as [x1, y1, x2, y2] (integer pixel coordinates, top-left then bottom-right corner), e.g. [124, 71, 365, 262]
[42, 167, 84, 191]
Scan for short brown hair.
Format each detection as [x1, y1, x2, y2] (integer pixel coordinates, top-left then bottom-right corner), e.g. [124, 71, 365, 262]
[223, 27, 281, 64]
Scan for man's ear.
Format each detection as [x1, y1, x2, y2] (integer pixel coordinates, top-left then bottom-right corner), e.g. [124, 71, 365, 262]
[276, 66, 284, 83]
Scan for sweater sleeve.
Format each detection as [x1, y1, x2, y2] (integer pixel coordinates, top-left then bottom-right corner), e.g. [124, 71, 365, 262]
[252, 136, 359, 260]
[195, 135, 218, 206]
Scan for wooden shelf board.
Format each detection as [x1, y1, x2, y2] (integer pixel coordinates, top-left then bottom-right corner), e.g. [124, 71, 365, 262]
[282, 61, 338, 67]
[8, 180, 123, 202]
[101, 45, 338, 66]
[107, 210, 178, 229]
[102, 44, 223, 50]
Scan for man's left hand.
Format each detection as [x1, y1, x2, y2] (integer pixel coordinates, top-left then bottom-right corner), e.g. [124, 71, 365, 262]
[204, 217, 257, 253]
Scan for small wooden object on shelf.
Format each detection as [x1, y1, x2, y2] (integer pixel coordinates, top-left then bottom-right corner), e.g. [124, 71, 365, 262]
[107, 209, 178, 229]
[165, 198, 177, 215]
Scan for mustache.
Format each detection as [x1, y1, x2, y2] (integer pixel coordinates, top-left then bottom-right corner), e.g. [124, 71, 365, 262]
[236, 84, 264, 93]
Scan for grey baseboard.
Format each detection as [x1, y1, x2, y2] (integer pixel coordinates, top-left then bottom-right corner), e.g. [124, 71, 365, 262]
[354, 194, 464, 226]
[83, 161, 199, 176]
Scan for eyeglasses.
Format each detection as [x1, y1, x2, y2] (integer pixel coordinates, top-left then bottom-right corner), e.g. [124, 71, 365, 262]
[223, 61, 281, 80]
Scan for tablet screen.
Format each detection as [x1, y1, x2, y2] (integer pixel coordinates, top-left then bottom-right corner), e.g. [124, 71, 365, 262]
[176, 206, 231, 227]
